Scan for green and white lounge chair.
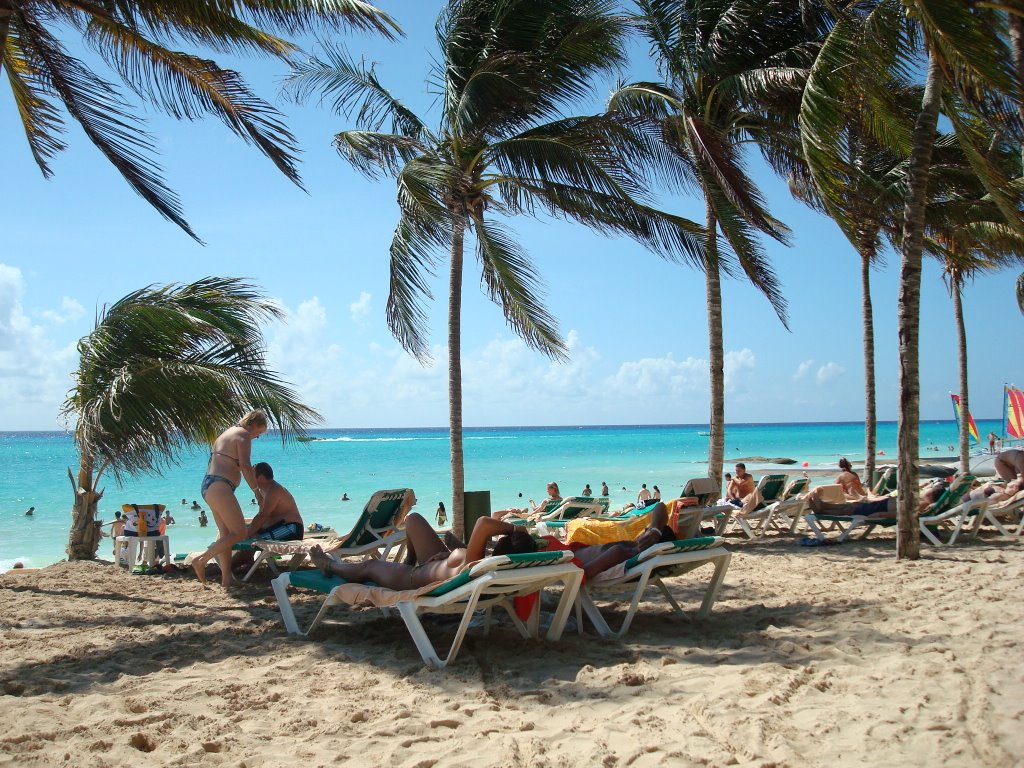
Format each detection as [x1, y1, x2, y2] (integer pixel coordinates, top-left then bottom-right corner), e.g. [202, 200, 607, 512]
[239, 488, 415, 581]
[760, 475, 812, 533]
[975, 490, 1024, 538]
[718, 474, 789, 538]
[574, 536, 731, 639]
[270, 550, 583, 669]
[677, 477, 734, 536]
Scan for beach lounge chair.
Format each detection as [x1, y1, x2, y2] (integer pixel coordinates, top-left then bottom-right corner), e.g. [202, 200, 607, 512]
[574, 536, 732, 639]
[676, 477, 734, 536]
[718, 474, 789, 538]
[803, 476, 976, 544]
[918, 491, 987, 546]
[239, 488, 415, 581]
[760, 475, 812, 533]
[871, 466, 898, 496]
[975, 490, 1024, 538]
[270, 551, 583, 669]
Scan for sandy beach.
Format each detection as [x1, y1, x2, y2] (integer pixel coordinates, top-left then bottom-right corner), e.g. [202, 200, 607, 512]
[2, 530, 1022, 768]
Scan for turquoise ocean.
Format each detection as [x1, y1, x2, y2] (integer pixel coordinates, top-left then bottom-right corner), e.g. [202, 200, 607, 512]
[0, 419, 1003, 571]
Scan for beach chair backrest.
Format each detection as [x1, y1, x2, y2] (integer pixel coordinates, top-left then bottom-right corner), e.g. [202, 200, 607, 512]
[816, 484, 846, 504]
[681, 477, 719, 507]
[925, 475, 975, 517]
[542, 497, 602, 521]
[783, 476, 810, 500]
[758, 474, 789, 504]
[339, 489, 413, 549]
[625, 536, 722, 568]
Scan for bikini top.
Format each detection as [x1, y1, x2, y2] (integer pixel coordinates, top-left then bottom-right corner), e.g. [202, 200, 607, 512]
[209, 450, 240, 466]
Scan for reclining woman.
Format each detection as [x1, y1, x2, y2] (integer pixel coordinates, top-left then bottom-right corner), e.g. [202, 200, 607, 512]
[309, 513, 538, 590]
[492, 482, 562, 521]
[310, 502, 683, 589]
[837, 457, 868, 499]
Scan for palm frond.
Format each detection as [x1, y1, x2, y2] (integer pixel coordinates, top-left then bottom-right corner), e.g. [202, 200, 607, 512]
[16, 10, 198, 240]
[473, 217, 568, 361]
[285, 42, 426, 137]
[64, 277, 320, 482]
[86, 17, 304, 186]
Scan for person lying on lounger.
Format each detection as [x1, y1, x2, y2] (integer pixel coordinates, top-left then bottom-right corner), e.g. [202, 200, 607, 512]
[310, 503, 684, 589]
[963, 477, 1023, 504]
[806, 482, 944, 518]
[492, 482, 562, 521]
[309, 512, 538, 591]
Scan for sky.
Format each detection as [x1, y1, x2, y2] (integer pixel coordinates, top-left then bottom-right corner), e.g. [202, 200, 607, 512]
[1, 2, 1021, 432]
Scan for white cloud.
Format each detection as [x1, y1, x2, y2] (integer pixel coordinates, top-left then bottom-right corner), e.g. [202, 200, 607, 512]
[0, 265, 78, 428]
[793, 359, 814, 381]
[40, 297, 86, 325]
[723, 348, 756, 395]
[349, 291, 371, 323]
[816, 362, 845, 385]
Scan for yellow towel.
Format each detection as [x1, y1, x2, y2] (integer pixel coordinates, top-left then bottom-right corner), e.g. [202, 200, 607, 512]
[566, 512, 652, 545]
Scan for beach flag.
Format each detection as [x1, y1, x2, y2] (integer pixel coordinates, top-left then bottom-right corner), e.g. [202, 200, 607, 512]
[1005, 384, 1024, 440]
[950, 393, 980, 444]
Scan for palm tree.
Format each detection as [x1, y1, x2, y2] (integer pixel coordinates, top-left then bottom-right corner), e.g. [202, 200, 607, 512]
[285, 0, 709, 537]
[1, 0, 399, 239]
[925, 137, 1024, 472]
[799, 0, 1018, 558]
[608, 0, 829, 486]
[61, 277, 321, 560]
[1018, 272, 1024, 314]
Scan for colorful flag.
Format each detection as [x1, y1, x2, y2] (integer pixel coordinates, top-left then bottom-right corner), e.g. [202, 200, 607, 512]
[950, 393, 981, 444]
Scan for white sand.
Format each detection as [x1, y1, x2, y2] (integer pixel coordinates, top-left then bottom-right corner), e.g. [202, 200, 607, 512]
[1, 532, 1022, 767]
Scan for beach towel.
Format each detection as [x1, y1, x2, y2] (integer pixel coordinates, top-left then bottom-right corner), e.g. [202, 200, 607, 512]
[566, 512, 652, 545]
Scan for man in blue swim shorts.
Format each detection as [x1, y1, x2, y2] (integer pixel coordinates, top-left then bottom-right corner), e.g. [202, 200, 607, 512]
[230, 462, 304, 573]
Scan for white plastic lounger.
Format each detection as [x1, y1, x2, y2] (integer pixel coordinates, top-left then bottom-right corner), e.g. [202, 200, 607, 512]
[575, 536, 731, 639]
[271, 550, 582, 669]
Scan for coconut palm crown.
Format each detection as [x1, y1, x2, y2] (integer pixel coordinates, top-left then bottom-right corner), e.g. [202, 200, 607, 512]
[1, 0, 400, 240]
[286, 0, 713, 535]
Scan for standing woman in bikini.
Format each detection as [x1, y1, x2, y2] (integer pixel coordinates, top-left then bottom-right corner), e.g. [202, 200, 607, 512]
[191, 410, 268, 586]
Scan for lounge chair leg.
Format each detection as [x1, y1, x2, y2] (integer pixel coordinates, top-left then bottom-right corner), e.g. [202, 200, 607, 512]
[696, 553, 731, 618]
[271, 574, 301, 635]
[546, 570, 583, 641]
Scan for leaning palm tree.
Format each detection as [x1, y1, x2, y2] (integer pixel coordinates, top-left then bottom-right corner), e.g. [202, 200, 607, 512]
[61, 277, 321, 560]
[1, 0, 399, 239]
[608, 0, 834, 486]
[286, 0, 708, 537]
[800, 0, 1019, 558]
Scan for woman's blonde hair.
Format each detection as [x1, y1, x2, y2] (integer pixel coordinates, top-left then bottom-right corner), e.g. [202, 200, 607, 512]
[239, 410, 268, 429]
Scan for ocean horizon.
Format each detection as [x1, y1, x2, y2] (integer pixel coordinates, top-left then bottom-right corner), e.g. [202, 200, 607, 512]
[1, 418, 1006, 571]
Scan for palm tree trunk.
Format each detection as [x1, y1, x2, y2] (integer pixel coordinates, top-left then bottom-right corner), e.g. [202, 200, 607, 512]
[66, 454, 104, 560]
[952, 273, 970, 475]
[448, 207, 467, 540]
[860, 239, 877, 486]
[896, 53, 944, 561]
[705, 201, 725, 488]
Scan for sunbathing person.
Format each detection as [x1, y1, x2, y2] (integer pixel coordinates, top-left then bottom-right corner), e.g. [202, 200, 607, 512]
[964, 477, 1023, 504]
[836, 458, 867, 499]
[309, 512, 537, 590]
[721, 463, 755, 507]
[530, 501, 679, 581]
[492, 482, 562, 521]
[807, 482, 945, 518]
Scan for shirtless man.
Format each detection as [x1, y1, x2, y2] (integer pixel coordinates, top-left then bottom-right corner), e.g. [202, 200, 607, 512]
[231, 462, 303, 572]
[725, 464, 755, 506]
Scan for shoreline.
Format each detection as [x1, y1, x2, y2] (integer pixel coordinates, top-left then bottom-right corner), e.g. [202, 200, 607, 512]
[2, 534, 1021, 766]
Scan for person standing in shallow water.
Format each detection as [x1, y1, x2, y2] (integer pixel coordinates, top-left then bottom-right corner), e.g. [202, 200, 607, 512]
[191, 409, 267, 587]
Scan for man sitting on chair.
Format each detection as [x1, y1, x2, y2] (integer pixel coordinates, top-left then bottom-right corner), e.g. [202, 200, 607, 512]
[231, 462, 303, 572]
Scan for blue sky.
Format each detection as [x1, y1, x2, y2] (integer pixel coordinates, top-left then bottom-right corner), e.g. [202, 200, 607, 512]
[1, 2, 1020, 432]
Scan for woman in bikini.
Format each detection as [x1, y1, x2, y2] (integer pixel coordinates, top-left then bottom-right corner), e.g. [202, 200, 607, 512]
[191, 410, 268, 587]
[836, 457, 867, 499]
